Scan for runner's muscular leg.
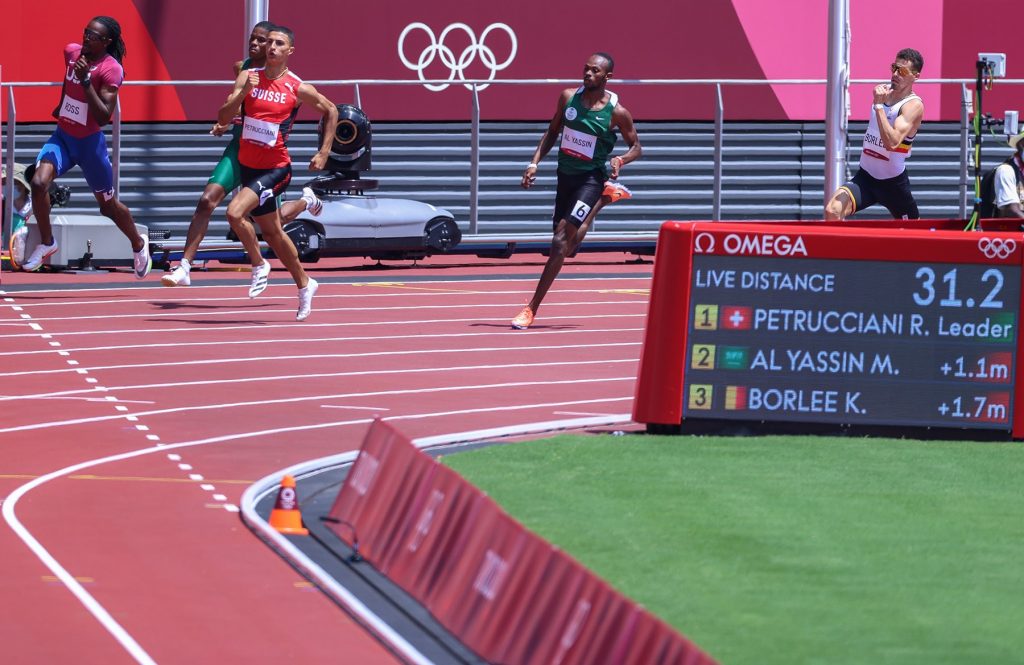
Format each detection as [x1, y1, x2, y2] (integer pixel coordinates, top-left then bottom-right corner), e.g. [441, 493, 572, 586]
[825, 189, 855, 221]
[253, 210, 308, 288]
[96, 194, 145, 252]
[183, 183, 228, 262]
[29, 161, 57, 245]
[226, 188, 263, 267]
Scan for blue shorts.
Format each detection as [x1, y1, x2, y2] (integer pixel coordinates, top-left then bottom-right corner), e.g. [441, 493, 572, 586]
[35, 126, 115, 199]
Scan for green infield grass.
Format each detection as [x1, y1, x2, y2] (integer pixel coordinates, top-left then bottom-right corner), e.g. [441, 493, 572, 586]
[442, 434, 1024, 664]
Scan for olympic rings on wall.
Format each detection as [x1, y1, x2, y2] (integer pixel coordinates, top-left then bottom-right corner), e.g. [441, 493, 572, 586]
[398, 22, 517, 92]
[978, 237, 1016, 259]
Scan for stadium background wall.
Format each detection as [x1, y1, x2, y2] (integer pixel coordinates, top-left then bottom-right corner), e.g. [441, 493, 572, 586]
[5, 0, 1022, 123]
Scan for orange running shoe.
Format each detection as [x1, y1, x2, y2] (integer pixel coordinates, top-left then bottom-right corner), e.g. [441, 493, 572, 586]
[603, 181, 633, 203]
[511, 306, 535, 330]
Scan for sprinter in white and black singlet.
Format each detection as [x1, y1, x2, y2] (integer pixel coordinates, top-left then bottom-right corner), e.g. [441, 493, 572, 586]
[826, 48, 925, 221]
[511, 52, 642, 330]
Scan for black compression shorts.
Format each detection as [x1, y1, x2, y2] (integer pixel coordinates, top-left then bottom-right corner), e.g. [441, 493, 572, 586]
[240, 164, 292, 216]
[840, 169, 919, 219]
[553, 170, 607, 229]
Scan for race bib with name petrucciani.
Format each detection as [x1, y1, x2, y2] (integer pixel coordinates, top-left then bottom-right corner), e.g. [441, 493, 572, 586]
[560, 126, 597, 160]
[242, 116, 281, 147]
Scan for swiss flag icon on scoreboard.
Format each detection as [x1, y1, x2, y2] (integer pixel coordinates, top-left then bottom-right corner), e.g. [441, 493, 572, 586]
[721, 306, 753, 330]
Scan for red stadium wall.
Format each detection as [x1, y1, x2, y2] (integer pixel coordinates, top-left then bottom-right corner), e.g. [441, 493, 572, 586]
[4, 0, 1022, 123]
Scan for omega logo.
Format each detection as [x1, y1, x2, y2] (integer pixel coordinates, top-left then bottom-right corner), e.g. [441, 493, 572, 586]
[694, 232, 808, 257]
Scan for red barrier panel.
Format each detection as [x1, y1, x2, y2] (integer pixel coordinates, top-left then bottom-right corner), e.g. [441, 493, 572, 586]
[326, 419, 436, 563]
[488, 547, 583, 663]
[327, 419, 717, 663]
[384, 461, 484, 604]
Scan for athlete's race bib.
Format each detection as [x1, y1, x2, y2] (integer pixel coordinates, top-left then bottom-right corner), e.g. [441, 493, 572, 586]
[560, 126, 597, 161]
[59, 96, 87, 126]
[242, 117, 281, 147]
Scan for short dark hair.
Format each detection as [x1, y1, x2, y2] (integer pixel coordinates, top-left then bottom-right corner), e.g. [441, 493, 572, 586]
[593, 52, 615, 74]
[252, 21, 276, 33]
[896, 48, 923, 74]
[270, 25, 294, 46]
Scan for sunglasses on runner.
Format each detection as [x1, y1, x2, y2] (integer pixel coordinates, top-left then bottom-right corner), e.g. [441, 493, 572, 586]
[83, 28, 108, 42]
[890, 63, 915, 77]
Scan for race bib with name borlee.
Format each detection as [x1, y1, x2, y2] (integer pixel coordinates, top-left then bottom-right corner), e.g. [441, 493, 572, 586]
[242, 116, 281, 147]
[560, 126, 597, 160]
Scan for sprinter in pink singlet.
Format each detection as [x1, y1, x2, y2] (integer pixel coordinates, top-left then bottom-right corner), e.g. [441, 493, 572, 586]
[25, 16, 150, 277]
[215, 25, 338, 321]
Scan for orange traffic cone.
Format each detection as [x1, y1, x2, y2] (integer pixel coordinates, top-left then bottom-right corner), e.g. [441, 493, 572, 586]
[269, 475, 309, 535]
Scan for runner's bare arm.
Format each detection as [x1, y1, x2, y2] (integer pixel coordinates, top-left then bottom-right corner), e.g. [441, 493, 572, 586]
[73, 56, 118, 125]
[216, 70, 254, 127]
[297, 83, 340, 171]
[523, 88, 574, 189]
[609, 104, 642, 179]
[874, 95, 924, 150]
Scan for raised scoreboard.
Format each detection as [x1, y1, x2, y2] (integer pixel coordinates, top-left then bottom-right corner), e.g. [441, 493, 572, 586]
[633, 222, 1024, 437]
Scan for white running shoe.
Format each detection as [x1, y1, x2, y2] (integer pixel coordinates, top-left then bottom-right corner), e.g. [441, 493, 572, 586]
[133, 236, 152, 279]
[301, 187, 323, 216]
[296, 278, 318, 321]
[161, 263, 191, 287]
[249, 261, 271, 298]
[22, 240, 59, 272]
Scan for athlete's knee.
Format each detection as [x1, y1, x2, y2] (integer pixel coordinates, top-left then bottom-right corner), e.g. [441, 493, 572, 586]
[261, 223, 284, 242]
[197, 189, 223, 213]
[97, 198, 120, 218]
[825, 193, 850, 220]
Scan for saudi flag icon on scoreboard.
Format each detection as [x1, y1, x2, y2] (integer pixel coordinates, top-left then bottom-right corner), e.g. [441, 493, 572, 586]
[720, 346, 749, 370]
[725, 385, 747, 410]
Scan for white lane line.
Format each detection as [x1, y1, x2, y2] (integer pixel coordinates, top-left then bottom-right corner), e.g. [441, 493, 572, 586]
[0, 358, 637, 403]
[319, 405, 391, 411]
[2, 341, 641, 377]
[0, 313, 646, 341]
[0, 326, 644, 358]
[0, 378, 636, 435]
[2, 279, 651, 307]
[11, 299, 648, 324]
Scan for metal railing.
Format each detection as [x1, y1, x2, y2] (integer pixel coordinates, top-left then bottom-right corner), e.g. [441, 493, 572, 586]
[4, 76, 1024, 240]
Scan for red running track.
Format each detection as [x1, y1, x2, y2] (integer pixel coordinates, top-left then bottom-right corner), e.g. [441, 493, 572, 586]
[0, 254, 653, 664]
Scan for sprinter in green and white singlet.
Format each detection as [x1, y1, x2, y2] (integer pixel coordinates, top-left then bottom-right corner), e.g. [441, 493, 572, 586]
[558, 86, 618, 178]
[512, 53, 642, 330]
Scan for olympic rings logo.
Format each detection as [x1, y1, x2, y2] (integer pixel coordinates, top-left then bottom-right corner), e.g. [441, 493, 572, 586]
[398, 22, 517, 92]
[977, 237, 1016, 259]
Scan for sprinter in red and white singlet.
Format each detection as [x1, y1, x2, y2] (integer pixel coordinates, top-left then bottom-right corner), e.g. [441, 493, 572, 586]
[216, 25, 338, 321]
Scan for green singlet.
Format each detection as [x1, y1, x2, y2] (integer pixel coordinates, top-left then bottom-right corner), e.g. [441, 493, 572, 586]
[557, 86, 618, 178]
[206, 57, 253, 191]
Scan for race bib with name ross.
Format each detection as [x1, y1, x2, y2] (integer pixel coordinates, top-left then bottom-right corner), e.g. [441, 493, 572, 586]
[59, 96, 87, 126]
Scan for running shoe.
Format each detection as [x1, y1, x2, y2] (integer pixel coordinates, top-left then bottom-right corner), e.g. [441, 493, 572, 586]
[511, 305, 535, 330]
[133, 236, 152, 279]
[301, 187, 324, 216]
[22, 240, 59, 272]
[296, 278, 318, 321]
[249, 261, 271, 298]
[161, 263, 191, 287]
[603, 181, 633, 203]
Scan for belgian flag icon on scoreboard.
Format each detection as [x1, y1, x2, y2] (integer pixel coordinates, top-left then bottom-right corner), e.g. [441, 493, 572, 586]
[725, 385, 747, 410]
